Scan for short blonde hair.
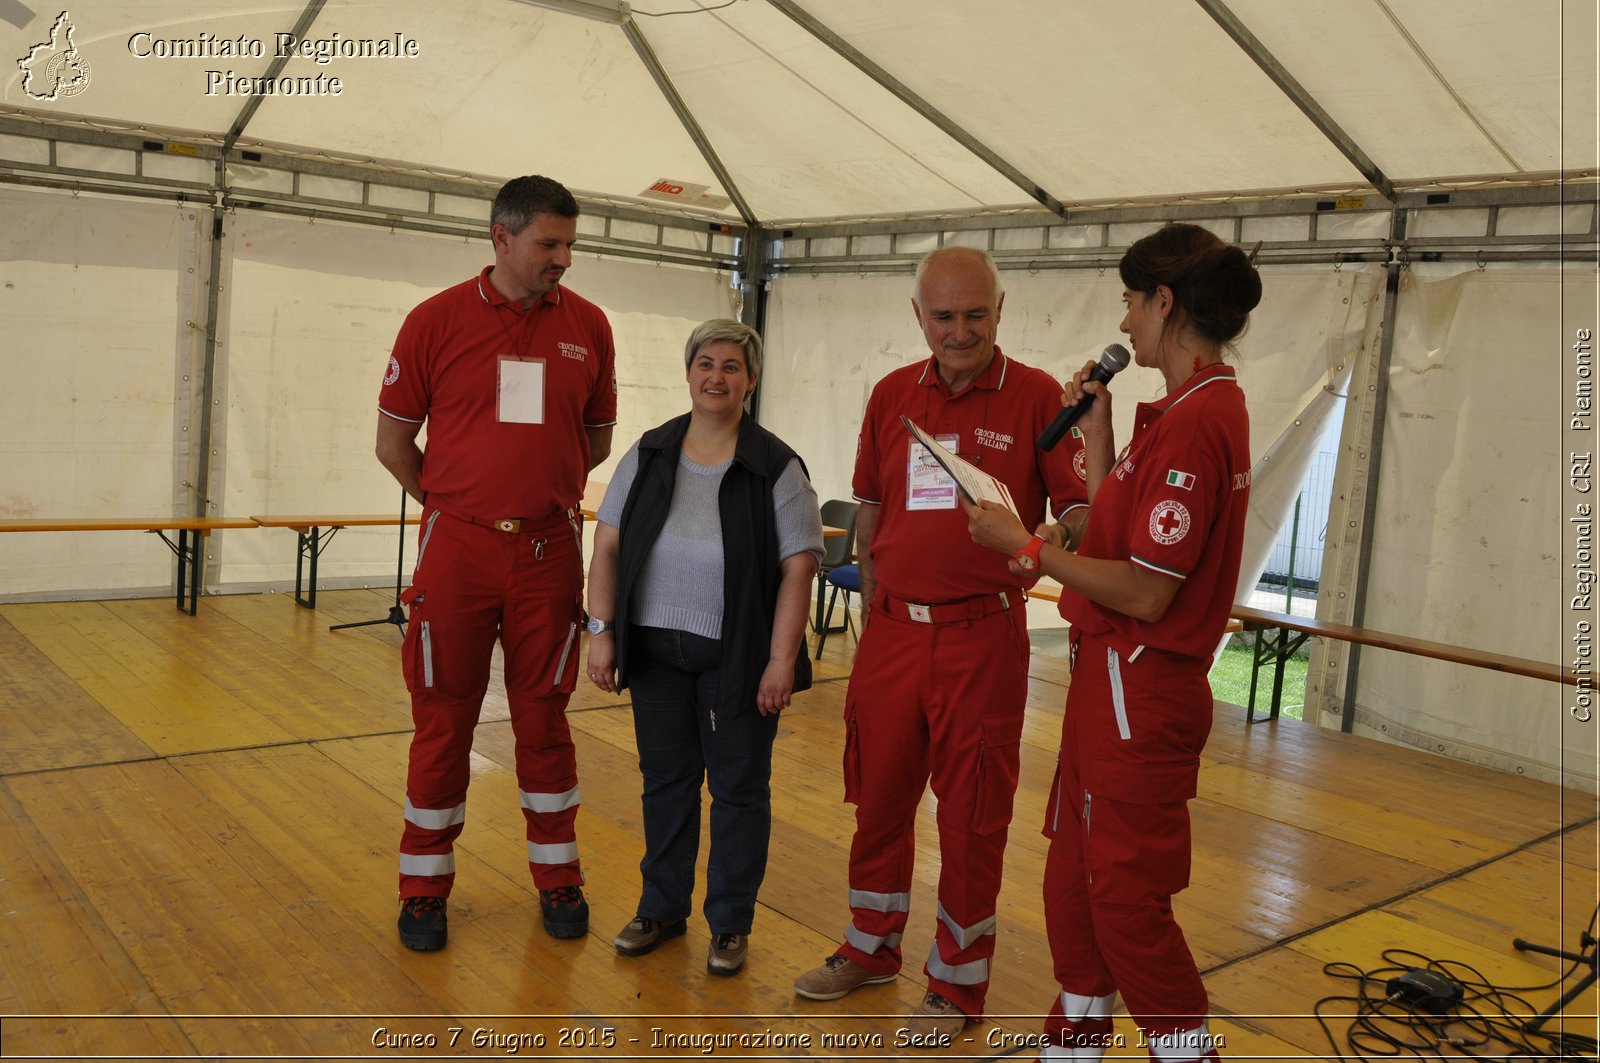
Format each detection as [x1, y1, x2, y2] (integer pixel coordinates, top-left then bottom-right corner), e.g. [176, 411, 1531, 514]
[683, 318, 763, 378]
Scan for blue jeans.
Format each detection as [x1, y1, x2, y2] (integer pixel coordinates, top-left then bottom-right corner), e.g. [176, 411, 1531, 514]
[627, 625, 779, 934]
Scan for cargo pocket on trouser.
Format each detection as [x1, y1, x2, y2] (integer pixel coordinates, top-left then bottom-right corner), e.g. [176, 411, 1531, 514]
[399, 587, 433, 693]
[842, 695, 863, 805]
[550, 612, 580, 695]
[1042, 755, 1065, 839]
[970, 711, 1024, 834]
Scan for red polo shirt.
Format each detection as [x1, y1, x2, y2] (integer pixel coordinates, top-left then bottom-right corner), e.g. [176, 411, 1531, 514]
[379, 266, 617, 521]
[853, 347, 1088, 602]
[1060, 364, 1251, 658]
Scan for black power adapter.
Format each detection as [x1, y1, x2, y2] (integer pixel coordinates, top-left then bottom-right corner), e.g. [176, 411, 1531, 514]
[1386, 968, 1465, 1014]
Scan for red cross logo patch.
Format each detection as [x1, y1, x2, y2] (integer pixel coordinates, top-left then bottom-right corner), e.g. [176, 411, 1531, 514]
[1149, 500, 1191, 545]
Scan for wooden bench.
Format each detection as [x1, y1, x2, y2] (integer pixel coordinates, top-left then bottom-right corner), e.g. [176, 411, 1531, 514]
[250, 515, 411, 609]
[1024, 583, 1244, 633]
[0, 516, 258, 615]
[1231, 604, 1574, 724]
[1024, 584, 1570, 721]
[1022, 584, 1577, 725]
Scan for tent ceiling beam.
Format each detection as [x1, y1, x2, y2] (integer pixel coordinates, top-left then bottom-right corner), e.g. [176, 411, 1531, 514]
[774, 182, 1595, 240]
[766, 185, 1592, 274]
[769, 243, 1592, 278]
[777, 198, 1397, 240]
[766, 0, 1071, 221]
[225, 195, 737, 272]
[1195, 0, 1396, 201]
[621, 19, 758, 226]
[509, 0, 633, 24]
[222, 0, 328, 152]
[1371, 0, 1521, 173]
[0, 117, 743, 270]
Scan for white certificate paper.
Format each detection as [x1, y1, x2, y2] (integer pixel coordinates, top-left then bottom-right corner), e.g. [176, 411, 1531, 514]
[900, 415, 1018, 516]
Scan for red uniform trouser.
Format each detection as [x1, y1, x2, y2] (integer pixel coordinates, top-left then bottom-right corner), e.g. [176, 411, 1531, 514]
[1040, 632, 1219, 1061]
[837, 589, 1029, 1021]
[397, 507, 585, 900]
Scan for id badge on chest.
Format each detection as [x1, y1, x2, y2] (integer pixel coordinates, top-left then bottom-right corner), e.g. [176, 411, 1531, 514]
[906, 433, 960, 511]
[498, 356, 546, 424]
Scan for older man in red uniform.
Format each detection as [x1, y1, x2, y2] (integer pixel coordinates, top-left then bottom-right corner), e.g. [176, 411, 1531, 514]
[376, 174, 617, 951]
[794, 246, 1087, 1037]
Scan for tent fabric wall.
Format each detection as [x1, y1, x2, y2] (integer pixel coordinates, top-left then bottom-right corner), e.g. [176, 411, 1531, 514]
[759, 256, 1387, 629]
[217, 211, 737, 588]
[1308, 265, 1591, 788]
[0, 191, 735, 595]
[0, 186, 206, 597]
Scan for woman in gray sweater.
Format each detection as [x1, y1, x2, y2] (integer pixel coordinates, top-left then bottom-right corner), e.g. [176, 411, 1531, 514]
[585, 318, 823, 976]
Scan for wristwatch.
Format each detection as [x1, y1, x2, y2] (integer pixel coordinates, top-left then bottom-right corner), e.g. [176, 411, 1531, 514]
[1013, 533, 1047, 572]
[584, 616, 615, 635]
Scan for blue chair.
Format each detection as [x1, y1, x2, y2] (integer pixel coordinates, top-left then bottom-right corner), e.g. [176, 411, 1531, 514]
[814, 499, 859, 634]
[814, 563, 860, 659]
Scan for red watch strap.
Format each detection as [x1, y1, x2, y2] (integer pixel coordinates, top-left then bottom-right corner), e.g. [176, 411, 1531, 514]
[1014, 533, 1046, 568]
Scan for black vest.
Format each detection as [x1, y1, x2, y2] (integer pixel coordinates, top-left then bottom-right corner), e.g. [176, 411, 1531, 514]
[612, 413, 812, 721]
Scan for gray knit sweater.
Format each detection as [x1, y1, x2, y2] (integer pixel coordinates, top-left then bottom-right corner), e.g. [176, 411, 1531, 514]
[597, 442, 823, 640]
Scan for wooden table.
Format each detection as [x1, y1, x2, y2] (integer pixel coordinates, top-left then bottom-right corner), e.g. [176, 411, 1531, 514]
[0, 516, 257, 615]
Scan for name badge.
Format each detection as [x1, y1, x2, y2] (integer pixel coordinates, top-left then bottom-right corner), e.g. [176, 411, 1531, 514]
[906, 433, 959, 511]
[498, 356, 545, 424]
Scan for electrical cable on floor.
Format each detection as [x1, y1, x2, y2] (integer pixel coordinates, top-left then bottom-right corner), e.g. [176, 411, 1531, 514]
[1313, 914, 1599, 1061]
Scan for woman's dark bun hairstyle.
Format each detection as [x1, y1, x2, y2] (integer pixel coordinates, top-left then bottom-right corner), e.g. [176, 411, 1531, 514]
[1119, 223, 1262, 345]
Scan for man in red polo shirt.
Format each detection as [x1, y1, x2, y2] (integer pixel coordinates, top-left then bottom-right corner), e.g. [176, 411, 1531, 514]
[793, 246, 1087, 1037]
[376, 174, 617, 951]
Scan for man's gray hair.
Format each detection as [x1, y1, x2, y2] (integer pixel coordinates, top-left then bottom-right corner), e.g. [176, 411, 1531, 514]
[912, 245, 1004, 305]
[684, 318, 763, 379]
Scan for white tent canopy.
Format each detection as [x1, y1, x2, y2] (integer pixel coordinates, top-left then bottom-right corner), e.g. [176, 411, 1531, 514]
[4, 0, 1593, 220]
[1, 0, 1596, 789]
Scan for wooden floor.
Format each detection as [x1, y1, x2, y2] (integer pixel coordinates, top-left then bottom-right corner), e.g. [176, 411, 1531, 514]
[0, 588, 1595, 1060]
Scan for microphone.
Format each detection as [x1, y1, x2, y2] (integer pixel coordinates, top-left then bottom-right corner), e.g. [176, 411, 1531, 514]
[1037, 343, 1131, 451]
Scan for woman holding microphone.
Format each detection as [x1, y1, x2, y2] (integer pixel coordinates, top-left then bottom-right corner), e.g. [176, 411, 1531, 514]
[964, 223, 1260, 1061]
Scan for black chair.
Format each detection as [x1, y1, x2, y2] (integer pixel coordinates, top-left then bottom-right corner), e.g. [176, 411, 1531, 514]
[814, 564, 860, 659]
[814, 499, 858, 637]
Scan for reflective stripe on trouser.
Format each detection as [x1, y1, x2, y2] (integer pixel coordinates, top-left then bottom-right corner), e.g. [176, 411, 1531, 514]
[1040, 992, 1116, 1061]
[399, 507, 585, 897]
[836, 595, 1029, 1020]
[1040, 635, 1213, 1053]
[1148, 1024, 1218, 1061]
[844, 889, 909, 955]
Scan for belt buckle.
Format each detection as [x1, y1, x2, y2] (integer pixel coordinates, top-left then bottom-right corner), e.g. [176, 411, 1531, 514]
[496, 518, 519, 533]
[907, 603, 933, 624]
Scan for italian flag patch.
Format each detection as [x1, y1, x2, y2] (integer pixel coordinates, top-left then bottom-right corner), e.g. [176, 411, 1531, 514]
[1167, 469, 1196, 490]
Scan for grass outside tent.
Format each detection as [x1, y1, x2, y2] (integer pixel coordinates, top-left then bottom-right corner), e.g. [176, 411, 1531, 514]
[1210, 631, 1309, 720]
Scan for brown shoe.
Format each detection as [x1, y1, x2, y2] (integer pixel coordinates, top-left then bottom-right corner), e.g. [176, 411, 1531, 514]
[793, 954, 896, 1001]
[902, 992, 970, 1044]
[707, 933, 747, 975]
[613, 916, 687, 956]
